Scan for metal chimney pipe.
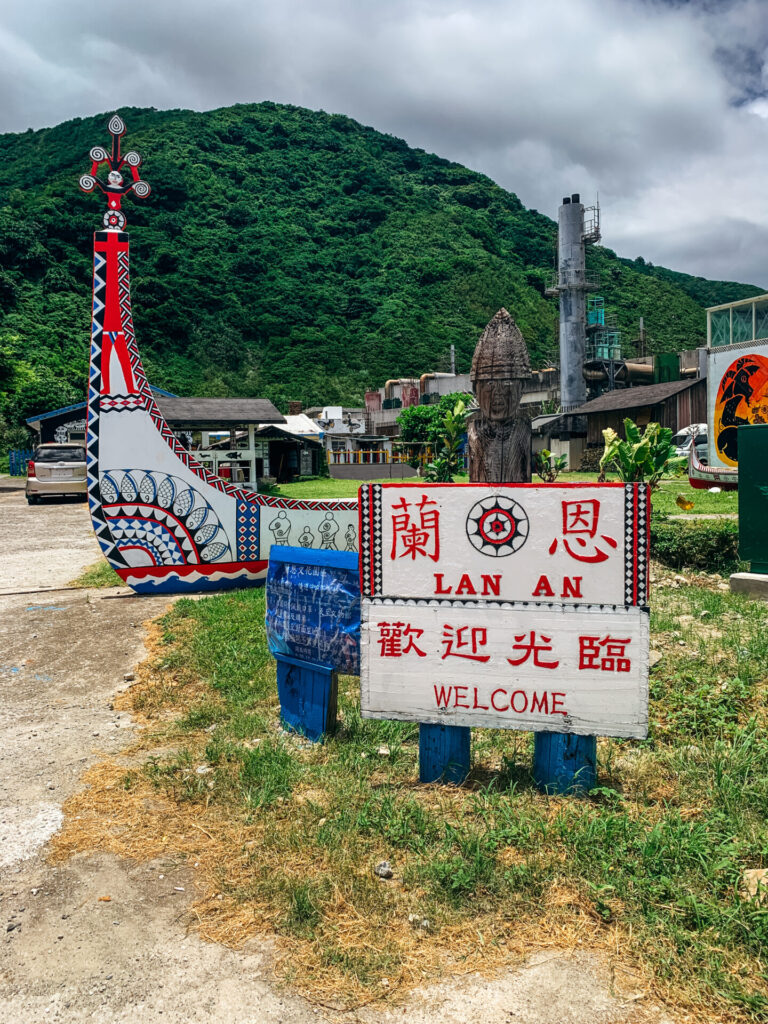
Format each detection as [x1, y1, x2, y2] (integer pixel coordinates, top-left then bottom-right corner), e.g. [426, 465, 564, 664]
[557, 196, 588, 411]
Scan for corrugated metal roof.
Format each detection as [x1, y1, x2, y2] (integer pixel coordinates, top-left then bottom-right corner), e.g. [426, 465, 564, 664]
[569, 378, 699, 415]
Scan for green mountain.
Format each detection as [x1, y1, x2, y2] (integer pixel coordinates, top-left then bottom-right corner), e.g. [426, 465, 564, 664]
[0, 102, 763, 433]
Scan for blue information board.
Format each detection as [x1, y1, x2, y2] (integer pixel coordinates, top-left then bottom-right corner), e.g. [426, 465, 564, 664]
[266, 545, 361, 674]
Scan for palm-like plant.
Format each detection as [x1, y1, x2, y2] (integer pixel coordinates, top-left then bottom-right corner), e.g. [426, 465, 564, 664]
[599, 418, 686, 489]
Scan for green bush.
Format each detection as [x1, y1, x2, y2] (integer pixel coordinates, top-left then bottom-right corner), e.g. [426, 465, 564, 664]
[650, 516, 741, 574]
[578, 447, 602, 473]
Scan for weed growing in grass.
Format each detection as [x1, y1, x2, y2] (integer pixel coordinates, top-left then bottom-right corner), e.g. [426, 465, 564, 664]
[54, 581, 768, 1020]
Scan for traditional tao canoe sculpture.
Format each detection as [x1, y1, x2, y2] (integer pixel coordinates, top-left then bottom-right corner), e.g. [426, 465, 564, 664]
[80, 115, 358, 594]
[688, 445, 738, 491]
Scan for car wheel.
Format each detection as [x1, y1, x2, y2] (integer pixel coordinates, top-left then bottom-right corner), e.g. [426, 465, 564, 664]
[27, 495, 39, 505]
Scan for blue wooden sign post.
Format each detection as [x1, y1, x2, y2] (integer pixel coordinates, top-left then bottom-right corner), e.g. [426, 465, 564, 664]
[266, 545, 360, 743]
[533, 732, 597, 793]
[419, 723, 470, 785]
[275, 653, 338, 743]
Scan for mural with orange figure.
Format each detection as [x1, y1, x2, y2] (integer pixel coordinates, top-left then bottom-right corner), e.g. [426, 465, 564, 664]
[714, 354, 768, 466]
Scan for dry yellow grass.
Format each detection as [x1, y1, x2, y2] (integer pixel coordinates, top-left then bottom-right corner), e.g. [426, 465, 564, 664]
[48, 586, 768, 1023]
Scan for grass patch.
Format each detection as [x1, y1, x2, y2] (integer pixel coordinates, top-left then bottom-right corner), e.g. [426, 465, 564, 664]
[651, 477, 739, 517]
[274, 471, 738, 520]
[69, 558, 123, 588]
[52, 580, 768, 1020]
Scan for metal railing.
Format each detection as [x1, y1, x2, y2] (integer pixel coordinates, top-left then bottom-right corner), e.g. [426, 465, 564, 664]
[327, 449, 431, 466]
[8, 448, 33, 476]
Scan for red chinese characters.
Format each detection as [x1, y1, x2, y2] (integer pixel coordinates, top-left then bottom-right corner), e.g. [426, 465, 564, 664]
[378, 622, 427, 658]
[548, 499, 618, 563]
[441, 625, 490, 662]
[579, 635, 632, 672]
[507, 631, 560, 669]
[375, 624, 635, 674]
[390, 494, 440, 562]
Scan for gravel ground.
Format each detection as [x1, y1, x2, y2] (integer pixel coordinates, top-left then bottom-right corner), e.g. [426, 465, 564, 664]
[0, 477, 670, 1024]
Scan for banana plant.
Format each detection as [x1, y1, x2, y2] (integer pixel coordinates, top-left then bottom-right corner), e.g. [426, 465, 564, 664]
[599, 418, 687, 489]
[424, 399, 467, 482]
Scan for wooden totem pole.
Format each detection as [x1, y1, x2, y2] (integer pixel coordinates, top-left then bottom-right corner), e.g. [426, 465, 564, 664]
[468, 308, 532, 484]
[420, 308, 596, 791]
[420, 309, 532, 784]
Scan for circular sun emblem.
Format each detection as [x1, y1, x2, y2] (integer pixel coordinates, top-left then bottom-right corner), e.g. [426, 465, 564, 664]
[103, 209, 126, 230]
[465, 495, 529, 557]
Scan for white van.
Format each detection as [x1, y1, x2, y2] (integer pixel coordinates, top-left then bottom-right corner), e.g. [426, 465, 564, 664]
[671, 424, 708, 464]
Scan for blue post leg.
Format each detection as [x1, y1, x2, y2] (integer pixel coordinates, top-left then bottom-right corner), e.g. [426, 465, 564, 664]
[533, 732, 597, 794]
[419, 724, 470, 785]
[275, 654, 338, 742]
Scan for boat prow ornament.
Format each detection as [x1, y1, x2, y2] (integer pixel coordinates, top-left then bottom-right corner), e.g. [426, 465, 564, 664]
[81, 115, 357, 594]
[688, 442, 738, 492]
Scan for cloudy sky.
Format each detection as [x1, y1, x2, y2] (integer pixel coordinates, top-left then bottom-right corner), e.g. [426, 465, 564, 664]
[2, 0, 768, 285]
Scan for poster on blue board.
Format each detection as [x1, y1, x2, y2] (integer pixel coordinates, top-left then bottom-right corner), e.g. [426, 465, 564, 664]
[266, 546, 360, 674]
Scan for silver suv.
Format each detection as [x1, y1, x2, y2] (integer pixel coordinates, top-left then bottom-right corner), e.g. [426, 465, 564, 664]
[26, 444, 87, 504]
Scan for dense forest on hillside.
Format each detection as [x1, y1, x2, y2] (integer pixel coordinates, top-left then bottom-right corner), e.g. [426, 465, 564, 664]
[0, 102, 762, 435]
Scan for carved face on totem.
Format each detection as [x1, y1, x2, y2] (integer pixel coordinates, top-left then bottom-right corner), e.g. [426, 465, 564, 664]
[475, 378, 523, 422]
[470, 309, 531, 422]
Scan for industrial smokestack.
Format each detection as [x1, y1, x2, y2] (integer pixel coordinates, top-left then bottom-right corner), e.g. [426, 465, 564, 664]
[557, 195, 588, 411]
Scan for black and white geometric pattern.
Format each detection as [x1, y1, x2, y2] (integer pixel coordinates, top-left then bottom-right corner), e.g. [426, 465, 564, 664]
[371, 483, 383, 595]
[623, 484, 635, 606]
[623, 484, 650, 607]
[635, 485, 649, 607]
[86, 238, 128, 569]
[359, 484, 372, 595]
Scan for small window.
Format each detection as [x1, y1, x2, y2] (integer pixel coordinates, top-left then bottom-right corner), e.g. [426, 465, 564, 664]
[34, 446, 85, 463]
[694, 434, 707, 445]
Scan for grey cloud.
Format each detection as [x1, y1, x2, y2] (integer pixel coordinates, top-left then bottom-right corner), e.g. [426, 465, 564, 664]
[609, 216, 768, 288]
[0, 0, 767, 284]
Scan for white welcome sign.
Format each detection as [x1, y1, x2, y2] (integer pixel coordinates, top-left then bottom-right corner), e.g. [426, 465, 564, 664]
[359, 483, 650, 739]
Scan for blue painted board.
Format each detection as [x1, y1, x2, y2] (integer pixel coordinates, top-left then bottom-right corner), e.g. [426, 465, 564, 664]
[266, 545, 360, 674]
[419, 723, 470, 785]
[533, 732, 596, 793]
[275, 653, 338, 742]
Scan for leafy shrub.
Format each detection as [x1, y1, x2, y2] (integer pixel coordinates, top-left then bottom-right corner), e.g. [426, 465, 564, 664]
[650, 516, 741, 574]
[600, 419, 686, 488]
[534, 448, 567, 482]
[578, 447, 602, 473]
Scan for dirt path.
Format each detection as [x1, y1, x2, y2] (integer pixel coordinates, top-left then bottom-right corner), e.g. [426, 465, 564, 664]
[0, 480, 670, 1024]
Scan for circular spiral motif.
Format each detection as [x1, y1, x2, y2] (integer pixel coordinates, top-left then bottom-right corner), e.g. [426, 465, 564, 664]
[89, 146, 109, 163]
[79, 174, 96, 193]
[465, 495, 529, 557]
[132, 180, 151, 198]
[103, 210, 126, 230]
[108, 115, 126, 136]
[123, 151, 142, 167]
